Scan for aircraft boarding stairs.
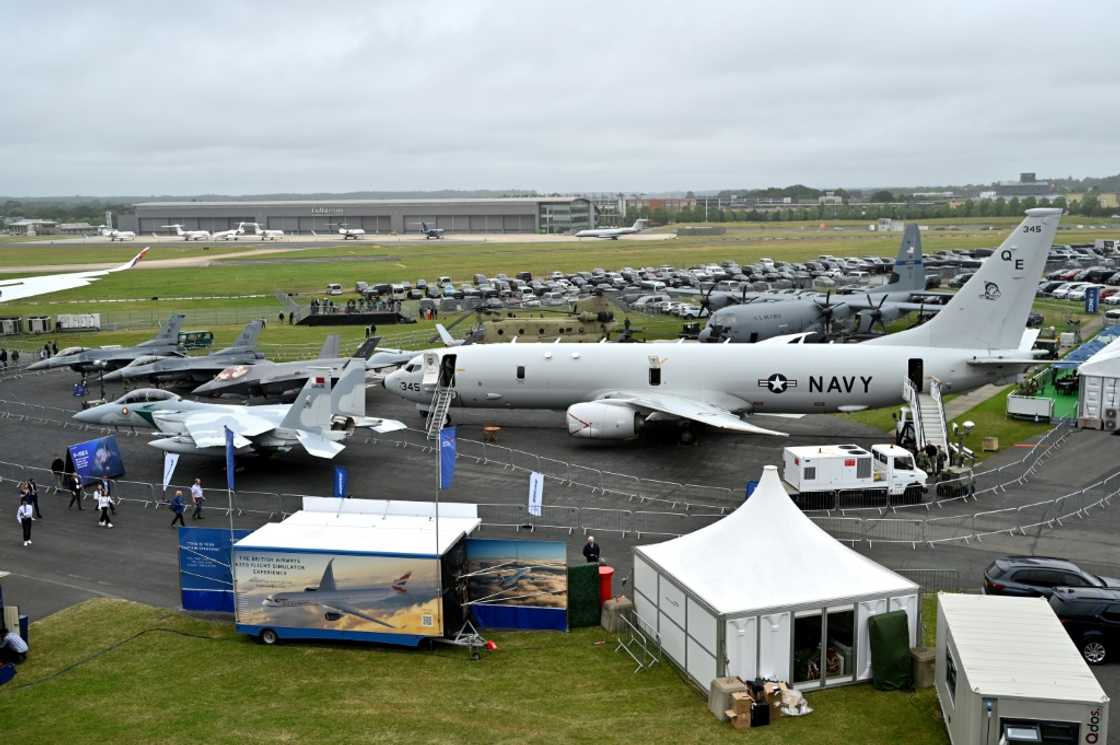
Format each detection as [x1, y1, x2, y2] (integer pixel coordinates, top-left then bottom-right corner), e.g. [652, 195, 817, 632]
[423, 350, 458, 440]
[902, 377, 949, 453]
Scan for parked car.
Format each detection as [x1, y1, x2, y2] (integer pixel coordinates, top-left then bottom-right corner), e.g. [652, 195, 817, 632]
[948, 272, 974, 288]
[1049, 586, 1120, 664]
[983, 555, 1120, 599]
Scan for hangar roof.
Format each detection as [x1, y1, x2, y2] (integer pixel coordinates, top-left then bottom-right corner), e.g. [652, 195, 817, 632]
[134, 197, 586, 207]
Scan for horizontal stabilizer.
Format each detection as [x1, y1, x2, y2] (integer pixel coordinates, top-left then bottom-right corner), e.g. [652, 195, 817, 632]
[296, 430, 346, 459]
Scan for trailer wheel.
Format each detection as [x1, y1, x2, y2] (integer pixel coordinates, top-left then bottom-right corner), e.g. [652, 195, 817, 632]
[259, 628, 279, 645]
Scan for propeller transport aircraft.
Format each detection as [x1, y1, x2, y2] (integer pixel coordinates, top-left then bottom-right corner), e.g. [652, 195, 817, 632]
[386, 209, 1061, 441]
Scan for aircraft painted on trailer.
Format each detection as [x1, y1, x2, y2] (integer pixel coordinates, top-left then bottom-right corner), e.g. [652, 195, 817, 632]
[74, 361, 406, 458]
[697, 224, 941, 341]
[386, 209, 1061, 440]
[27, 312, 185, 374]
[419, 222, 445, 239]
[574, 219, 649, 240]
[0, 247, 147, 304]
[163, 224, 212, 240]
[262, 560, 412, 628]
[102, 320, 266, 385]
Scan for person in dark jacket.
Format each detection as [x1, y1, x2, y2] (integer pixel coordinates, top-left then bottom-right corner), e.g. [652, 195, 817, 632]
[169, 490, 186, 528]
[67, 473, 83, 511]
[51, 457, 66, 494]
[27, 478, 41, 519]
[582, 536, 601, 563]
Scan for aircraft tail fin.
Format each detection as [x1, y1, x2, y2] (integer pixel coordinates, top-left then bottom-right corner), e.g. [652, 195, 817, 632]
[392, 571, 411, 591]
[149, 313, 185, 344]
[279, 369, 334, 431]
[435, 324, 458, 346]
[319, 334, 340, 359]
[319, 560, 337, 592]
[353, 336, 380, 360]
[231, 320, 264, 350]
[866, 209, 1061, 350]
[633, 219, 648, 230]
[330, 359, 366, 417]
[883, 223, 925, 292]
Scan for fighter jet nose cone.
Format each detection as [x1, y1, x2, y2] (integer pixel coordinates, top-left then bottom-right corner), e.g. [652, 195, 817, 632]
[27, 359, 49, 371]
[72, 408, 96, 423]
[102, 370, 122, 382]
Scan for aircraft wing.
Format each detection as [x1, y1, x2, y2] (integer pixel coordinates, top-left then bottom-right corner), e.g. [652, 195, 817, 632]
[166, 410, 279, 448]
[594, 393, 788, 437]
[0, 247, 149, 303]
[320, 603, 395, 629]
[351, 416, 408, 434]
[295, 429, 346, 459]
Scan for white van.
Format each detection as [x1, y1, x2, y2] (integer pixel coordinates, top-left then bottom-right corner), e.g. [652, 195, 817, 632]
[389, 283, 407, 300]
[632, 293, 671, 309]
[326, 283, 343, 296]
[639, 280, 667, 292]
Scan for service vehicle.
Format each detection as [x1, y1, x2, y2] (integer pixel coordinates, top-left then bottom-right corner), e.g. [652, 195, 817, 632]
[781, 443, 927, 509]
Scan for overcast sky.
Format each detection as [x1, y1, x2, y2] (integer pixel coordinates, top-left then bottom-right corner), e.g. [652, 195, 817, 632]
[2, 1, 1117, 196]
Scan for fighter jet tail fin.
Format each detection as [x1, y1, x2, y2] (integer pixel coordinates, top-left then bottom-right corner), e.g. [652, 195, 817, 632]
[232, 320, 264, 350]
[866, 209, 1060, 350]
[151, 314, 186, 344]
[280, 368, 333, 432]
[330, 359, 366, 417]
[319, 334, 340, 359]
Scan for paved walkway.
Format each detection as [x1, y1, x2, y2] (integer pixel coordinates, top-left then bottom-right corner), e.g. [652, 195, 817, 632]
[944, 384, 1002, 419]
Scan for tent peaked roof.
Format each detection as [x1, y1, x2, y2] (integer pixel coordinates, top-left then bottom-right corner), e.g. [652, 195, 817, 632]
[636, 465, 917, 615]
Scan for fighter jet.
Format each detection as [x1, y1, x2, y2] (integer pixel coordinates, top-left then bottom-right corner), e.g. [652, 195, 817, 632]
[386, 209, 1060, 440]
[102, 320, 266, 385]
[27, 313, 186, 374]
[574, 219, 649, 240]
[419, 222, 445, 239]
[192, 335, 380, 400]
[73, 360, 406, 458]
[0, 247, 147, 304]
[262, 560, 411, 628]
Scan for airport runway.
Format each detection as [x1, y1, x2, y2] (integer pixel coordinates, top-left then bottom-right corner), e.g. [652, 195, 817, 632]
[0, 367, 1116, 727]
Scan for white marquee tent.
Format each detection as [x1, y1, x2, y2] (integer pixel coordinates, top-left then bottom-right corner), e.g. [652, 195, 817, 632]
[1078, 335, 1120, 429]
[633, 465, 919, 691]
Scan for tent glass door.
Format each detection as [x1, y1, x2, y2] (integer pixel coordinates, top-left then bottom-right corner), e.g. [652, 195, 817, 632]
[825, 607, 855, 684]
[792, 611, 823, 687]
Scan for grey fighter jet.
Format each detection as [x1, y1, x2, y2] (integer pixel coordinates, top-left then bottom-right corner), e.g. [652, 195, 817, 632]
[27, 314, 186, 374]
[261, 560, 412, 628]
[192, 336, 378, 401]
[102, 320, 265, 385]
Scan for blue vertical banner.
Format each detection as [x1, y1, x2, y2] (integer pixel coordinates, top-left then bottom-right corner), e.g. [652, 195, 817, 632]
[224, 426, 236, 492]
[1086, 285, 1100, 314]
[178, 526, 252, 613]
[439, 426, 457, 490]
[333, 465, 349, 498]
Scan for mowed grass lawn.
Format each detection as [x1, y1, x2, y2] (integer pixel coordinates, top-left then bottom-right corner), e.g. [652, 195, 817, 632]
[0, 598, 949, 745]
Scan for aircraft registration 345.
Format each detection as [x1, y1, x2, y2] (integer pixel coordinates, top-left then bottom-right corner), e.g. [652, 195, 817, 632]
[386, 209, 1061, 440]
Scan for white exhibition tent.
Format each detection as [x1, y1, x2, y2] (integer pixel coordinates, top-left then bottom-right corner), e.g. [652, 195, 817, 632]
[633, 465, 919, 692]
[1077, 335, 1120, 428]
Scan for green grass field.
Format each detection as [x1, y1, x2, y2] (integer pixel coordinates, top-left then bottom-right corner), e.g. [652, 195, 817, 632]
[0, 598, 949, 745]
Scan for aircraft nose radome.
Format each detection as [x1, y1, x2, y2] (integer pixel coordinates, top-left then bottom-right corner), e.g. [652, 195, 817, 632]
[72, 407, 99, 423]
[27, 358, 51, 371]
[102, 369, 124, 382]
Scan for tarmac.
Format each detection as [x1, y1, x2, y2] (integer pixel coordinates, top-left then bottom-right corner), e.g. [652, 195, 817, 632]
[0, 366, 1117, 730]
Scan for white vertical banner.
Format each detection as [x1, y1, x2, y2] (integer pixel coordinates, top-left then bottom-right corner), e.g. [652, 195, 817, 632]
[527, 471, 544, 517]
[162, 453, 180, 493]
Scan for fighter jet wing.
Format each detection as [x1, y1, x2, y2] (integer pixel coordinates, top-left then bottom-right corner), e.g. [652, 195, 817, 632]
[350, 416, 408, 434]
[319, 603, 396, 629]
[0, 247, 149, 303]
[295, 430, 346, 459]
[173, 410, 279, 448]
[594, 393, 788, 437]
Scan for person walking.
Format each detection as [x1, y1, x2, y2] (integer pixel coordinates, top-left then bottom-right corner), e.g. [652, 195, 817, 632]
[190, 478, 205, 520]
[0, 348, 7, 370]
[67, 472, 83, 511]
[27, 478, 41, 520]
[51, 341, 59, 356]
[11, 349, 19, 366]
[101, 477, 116, 514]
[17, 498, 33, 547]
[50, 457, 65, 494]
[95, 485, 113, 528]
[169, 490, 186, 528]
[582, 535, 601, 563]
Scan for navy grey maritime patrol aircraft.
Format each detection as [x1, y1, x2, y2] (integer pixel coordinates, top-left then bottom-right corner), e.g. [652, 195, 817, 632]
[386, 209, 1060, 440]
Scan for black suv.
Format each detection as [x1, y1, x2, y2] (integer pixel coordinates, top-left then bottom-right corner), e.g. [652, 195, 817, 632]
[983, 556, 1120, 598]
[1049, 587, 1120, 664]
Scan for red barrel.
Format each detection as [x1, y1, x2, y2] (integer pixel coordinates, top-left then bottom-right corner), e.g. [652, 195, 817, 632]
[598, 565, 615, 604]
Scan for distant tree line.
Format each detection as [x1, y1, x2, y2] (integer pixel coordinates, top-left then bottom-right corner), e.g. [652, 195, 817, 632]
[1, 199, 133, 224]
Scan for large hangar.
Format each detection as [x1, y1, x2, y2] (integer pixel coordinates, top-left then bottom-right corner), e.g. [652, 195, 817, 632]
[125, 196, 595, 235]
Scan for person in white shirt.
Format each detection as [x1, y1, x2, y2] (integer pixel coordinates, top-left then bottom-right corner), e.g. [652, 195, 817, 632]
[17, 498, 33, 546]
[190, 479, 205, 520]
[0, 626, 28, 664]
[95, 486, 114, 528]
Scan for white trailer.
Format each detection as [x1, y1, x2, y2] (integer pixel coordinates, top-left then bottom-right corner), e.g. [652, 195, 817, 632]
[1006, 393, 1054, 422]
[936, 593, 1109, 745]
[782, 443, 927, 509]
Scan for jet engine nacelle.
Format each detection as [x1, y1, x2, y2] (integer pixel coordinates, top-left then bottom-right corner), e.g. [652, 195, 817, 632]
[566, 402, 642, 439]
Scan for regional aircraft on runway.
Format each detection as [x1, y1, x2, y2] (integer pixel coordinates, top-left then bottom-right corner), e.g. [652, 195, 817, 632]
[74, 360, 406, 458]
[386, 209, 1061, 440]
[262, 561, 411, 628]
[574, 219, 649, 240]
[98, 226, 137, 241]
[337, 224, 366, 239]
[0, 246, 147, 304]
[419, 222, 445, 239]
[162, 224, 211, 241]
[103, 319, 265, 385]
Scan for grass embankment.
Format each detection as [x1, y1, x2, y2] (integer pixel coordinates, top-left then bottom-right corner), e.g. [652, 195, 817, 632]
[0, 598, 948, 745]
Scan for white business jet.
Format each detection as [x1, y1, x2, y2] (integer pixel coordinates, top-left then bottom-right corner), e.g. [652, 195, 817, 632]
[162, 224, 211, 241]
[386, 209, 1061, 440]
[99, 226, 136, 241]
[574, 219, 649, 240]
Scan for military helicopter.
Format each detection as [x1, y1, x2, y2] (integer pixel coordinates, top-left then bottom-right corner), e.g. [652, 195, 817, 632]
[438, 293, 643, 344]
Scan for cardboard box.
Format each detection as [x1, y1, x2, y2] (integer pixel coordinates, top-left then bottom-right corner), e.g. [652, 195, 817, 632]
[725, 709, 751, 731]
[762, 681, 786, 720]
[709, 677, 749, 721]
[730, 691, 754, 718]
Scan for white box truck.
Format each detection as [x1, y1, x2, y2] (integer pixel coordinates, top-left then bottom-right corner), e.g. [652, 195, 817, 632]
[782, 443, 927, 510]
[936, 593, 1109, 745]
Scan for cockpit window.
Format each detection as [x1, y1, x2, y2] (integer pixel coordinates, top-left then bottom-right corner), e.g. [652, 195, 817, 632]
[405, 363, 419, 373]
[116, 388, 178, 404]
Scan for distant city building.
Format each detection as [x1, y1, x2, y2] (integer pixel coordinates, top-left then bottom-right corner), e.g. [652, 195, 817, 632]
[4, 218, 57, 235]
[57, 222, 97, 234]
[982, 171, 1059, 201]
[817, 192, 844, 205]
